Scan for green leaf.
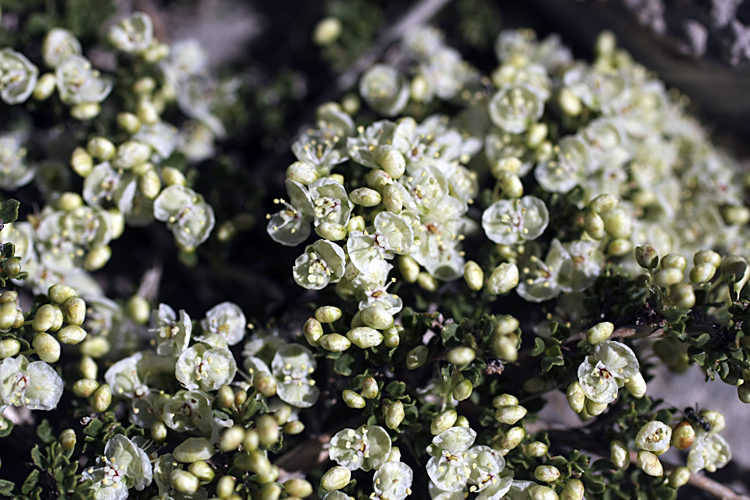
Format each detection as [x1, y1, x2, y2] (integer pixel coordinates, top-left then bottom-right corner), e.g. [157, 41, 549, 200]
[334, 353, 356, 376]
[22, 470, 39, 495]
[0, 199, 20, 225]
[689, 333, 711, 348]
[0, 479, 14, 495]
[36, 419, 55, 444]
[653, 486, 677, 500]
[83, 418, 103, 437]
[386, 381, 406, 398]
[31, 445, 47, 469]
[531, 337, 545, 357]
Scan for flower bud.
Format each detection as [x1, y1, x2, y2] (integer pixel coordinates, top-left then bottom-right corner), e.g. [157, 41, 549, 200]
[498, 171, 524, 198]
[33, 332, 60, 363]
[699, 409, 725, 433]
[220, 426, 246, 452]
[559, 87, 582, 116]
[70, 147, 93, 177]
[262, 483, 281, 500]
[589, 194, 618, 214]
[313, 17, 342, 45]
[346, 215, 365, 233]
[668, 466, 690, 488]
[92, 383, 112, 412]
[349, 187, 381, 207]
[452, 379, 473, 401]
[80, 337, 110, 358]
[347, 327, 384, 349]
[607, 238, 631, 257]
[57, 325, 87, 345]
[59, 428, 76, 450]
[637, 450, 663, 476]
[256, 414, 280, 447]
[162, 166, 186, 186]
[360, 306, 394, 330]
[253, 371, 277, 398]
[0, 302, 17, 330]
[329, 173, 345, 185]
[274, 404, 292, 424]
[690, 263, 716, 284]
[671, 421, 695, 450]
[530, 484, 559, 500]
[140, 169, 162, 200]
[431, 409, 458, 435]
[117, 112, 141, 133]
[694, 249, 722, 267]
[463, 261, 484, 291]
[216, 475, 236, 498]
[634, 244, 659, 269]
[561, 479, 584, 500]
[284, 478, 313, 498]
[382, 184, 404, 213]
[446, 347, 476, 366]
[106, 209, 125, 239]
[316, 222, 347, 241]
[374, 146, 406, 179]
[610, 439, 630, 469]
[33, 304, 58, 332]
[535, 465, 561, 483]
[126, 295, 150, 325]
[502, 426, 526, 450]
[399, 255, 420, 283]
[321, 465, 351, 491]
[383, 325, 401, 348]
[84, 245, 111, 271]
[493, 394, 520, 408]
[315, 306, 342, 324]
[174, 437, 215, 463]
[361, 376, 379, 399]
[151, 421, 167, 442]
[586, 321, 614, 345]
[406, 345, 428, 369]
[661, 253, 687, 271]
[283, 420, 305, 435]
[487, 263, 519, 295]
[567, 382, 585, 413]
[57, 192, 84, 212]
[495, 405, 527, 425]
[286, 161, 318, 185]
[624, 371, 647, 399]
[87, 137, 116, 161]
[526, 441, 548, 457]
[722, 205, 750, 225]
[319, 333, 351, 352]
[455, 416, 470, 428]
[73, 379, 99, 398]
[343, 389, 366, 409]
[33, 73, 56, 101]
[494, 315, 520, 336]
[493, 334, 518, 362]
[243, 429, 259, 452]
[366, 169, 393, 192]
[135, 98, 159, 125]
[385, 400, 405, 429]
[654, 268, 683, 288]
[188, 460, 215, 483]
[584, 212, 605, 240]
[671, 283, 696, 309]
[586, 399, 607, 416]
[417, 271, 438, 292]
[303, 317, 324, 346]
[171, 470, 200, 495]
[235, 451, 271, 475]
[62, 296, 86, 326]
[0, 339, 20, 359]
[739, 382, 750, 404]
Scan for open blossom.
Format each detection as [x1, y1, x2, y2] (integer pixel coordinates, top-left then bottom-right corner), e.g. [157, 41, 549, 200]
[271, 344, 319, 408]
[577, 340, 641, 404]
[82, 434, 152, 500]
[0, 355, 63, 412]
[329, 424, 392, 471]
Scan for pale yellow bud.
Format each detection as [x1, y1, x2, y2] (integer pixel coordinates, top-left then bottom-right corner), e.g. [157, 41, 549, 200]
[446, 347, 476, 366]
[487, 262, 519, 295]
[257, 414, 280, 447]
[87, 137, 116, 161]
[624, 371, 647, 398]
[0, 339, 20, 359]
[343, 389, 366, 409]
[92, 383, 112, 412]
[495, 405, 527, 424]
[72, 379, 99, 398]
[70, 147, 93, 177]
[313, 17, 342, 46]
[63, 296, 86, 326]
[321, 465, 351, 491]
[406, 345, 428, 369]
[529, 484, 559, 500]
[171, 470, 200, 494]
[57, 192, 84, 212]
[584, 212, 605, 239]
[127, 295, 150, 325]
[136, 99, 159, 125]
[586, 399, 607, 416]
[672, 421, 695, 450]
[385, 400, 405, 429]
[216, 475, 236, 498]
[535, 465, 561, 483]
[694, 249, 722, 267]
[243, 429, 259, 452]
[284, 478, 313, 498]
[319, 333, 351, 352]
[586, 321, 614, 345]
[431, 409, 458, 435]
[71, 102, 101, 120]
[80, 336, 110, 358]
[566, 381, 585, 413]
[662, 253, 687, 271]
[347, 326, 384, 349]
[561, 478, 585, 500]
[670, 283, 696, 309]
[286, 161, 318, 185]
[374, 146, 406, 179]
[493, 394, 519, 408]
[33, 73, 56, 101]
[346, 215, 366, 233]
[382, 184, 404, 213]
[59, 428, 76, 450]
[637, 450, 663, 476]
[33, 332, 60, 363]
[559, 87, 582, 116]
[690, 263, 717, 284]
[399, 255, 420, 283]
[174, 437, 215, 463]
[151, 421, 167, 442]
[57, 325, 87, 345]
[117, 112, 141, 133]
[0, 302, 17, 330]
[610, 439, 630, 469]
[453, 379, 473, 401]
[283, 420, 305, 435]
[140, 169, 162, 200]
[464, 261, 484, 291]
[162, 166, 186, 186]
[253, 371, 277, 398]
[188, 460, 215, 483]
[383, 325, 401, 348]
[501, 426, 525, 450]
[219, 426, 246, 452]
[601, 207, 631, 238]
[669, 466, 690, 488]
[349, 187, 381, 207]
[526, 441, 548, 457]
[84, 245, 111, 271]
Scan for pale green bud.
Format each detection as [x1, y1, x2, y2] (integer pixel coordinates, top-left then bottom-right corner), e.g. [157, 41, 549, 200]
[398, 255, 420, 283]
[57, 325, 87, 345]
[694, 249, 722, 267]
[70, 147, 93, 177]
[59, 428, 76, 450]
[493, 334, 518, 362]
[117, 112, 141, 133]
[92, 383, 112, 412]
[62, 296, 86, 326]
[321, 465, 351, 491]
[315, 306, 342, 324]
[329, 173, 345, 185]
[33, 73, 56, 101]
[253, 371, 277, 398]
[566, 381, 585, 413]
[151, 421, 167, 442]
[431, 409, 458, 435]
[140, 169, 162, 200]
[0, 291, 17, 304]
[343, 389, 366, 409]
[216, 475, 236, 498]
[243, 429, 259, 452]
[455, 416, 470, 428]
[87, 137, 116, 161]
[624, 371, 647, 399]
[584, 212, 605, 240]
[274, 403, 293, 426]
[313, 17, 342, 45]
[361, 376, 379, 399]
[586, 399, 607, 416]
[174, 437, 215, 463]
[669, 466, 690, 488]
[374, 146, 406, 179]
[559, 87, 582, 116]
[606, 238, 632, 257]
[722, 205, 750, 225]
[303, 317, 324, 346]
[739, 382, 750, 404]
[33, 304, 59, 332]
[661, 253, 687, 271]
[319, 333, 351, 352]
[453, 379, 473, 401]
[446, 347, 476, 366]
[349, 187, 381, 207]
[501, 426, 525, 450]
[51, 306, 64, 332]
[316, 222, 347, 241]
[493, 394, 520, 408]
[601, 208, 631, 238]
[71, 102, 101, 121]
[84, 245, 111, 271]
[498, 171, 524, 198]
[285, 161, 318, 186]
[360, 306, 393, 330]
[106, 209, 125, 239]
[73, 379, 99, 398]
[495, 404, 527, 424]
[235, 451, 271, 475]
[346, 215, 366, 233]
[637, 450, 663, 476]
[529, 484, 559, 500]
[262, 483, 281, 500]
[410, 74, 430, 102]
[527, 123, 548, 148]
[383, 325, 400, 348]
[690, 263, 716, 284]
[654, 268, 683, 288]
[257, 414, 280, 447]
[494, 315, 520, 336]
[48, 284, 77, 305]
[491, 157, 523, 178]
[347, 326, 384, 349]
[143, 43, 169, 64]
[670, 283, 695, 309]
[219, 426, 246, 452]
[385, 400, 405, 429]
[283, 420, 305, 435]
[135, 99, 159, 125]
[464, 261, 484, 291]
[171, 470, 200, 495]
[33, 332, 60, 363]
[535, 465, 561, 483]
[406, 345, 428, 369]
[216, 385, 235, 409]
[635, 245, 659, 269]
[57, 192, 84, 212]
[526, 441, 548, 457]
[561, 479, 585, 500]
[366, 169, 393, 192]
[417, 271, 438, 292]
[586, 321, 614, 345]
[699, 409, 725, 433]
[590, 194, 619, 214]
[387, 446, 402, 462]
[610, 439, 630, 469]
[0, 302, 17, 330]
[382, 184, 403, 213]
[162, 166, 186, 186]
[671, 421, 695, 450]
[284, 478, 313, 498]
[0, 339, 20, 359]
[487, 262, 519, 295]
[188, 460, 215, 483]
[133, 76, 156, 95]
[126, 295, 150, 325]
[80, 336, 110, 358]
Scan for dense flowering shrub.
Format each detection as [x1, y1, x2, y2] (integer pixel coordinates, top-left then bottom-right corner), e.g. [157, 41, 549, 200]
[0, 3, 748, 500]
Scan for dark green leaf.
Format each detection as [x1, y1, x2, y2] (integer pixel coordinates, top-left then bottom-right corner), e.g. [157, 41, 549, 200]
[0, 199, 20, 225]
[531, 337, 545, 357]
[31, 445, 46, 469]
[334, 353, 356, 376]
[0, 479, 13, 495]
[36, 419, 55, 444]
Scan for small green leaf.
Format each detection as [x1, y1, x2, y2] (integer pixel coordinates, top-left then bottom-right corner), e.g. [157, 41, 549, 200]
[82, 418, 103, 437]
[689, 333, 711, 348]
[386, 381, 406, 398]
[0, 199, 20, 225]
[36, 419, 55, 444]
[334, 353, 356, 376]
[31, 445, 47, 469]
[0, 479, 14, 495]
[531, 337, 545, 357]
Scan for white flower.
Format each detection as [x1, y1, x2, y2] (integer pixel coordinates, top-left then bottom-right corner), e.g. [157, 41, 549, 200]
[687, 430, 732, 473]
[329, 425, 392, 471]
[104, 352, 148, 399]
[482, 196, 548, 245]
[153, 185, 215, 249]
[42, 28, 82, 68]
[372, 462, 413, 500]
[293, 239, 346, 290]
[151, 303, 192, 356]
[55, 55, 112, 105]
[577, 340, 640, 404]
[426, 427, 477, 492]
[175, 343, 237, 391]
[0, 49, 38, 104]
[201, 302, 246, 346]
[0, 355, 63, 412]
[108, 12, 153, 54]
[82, 434, 153, 500]
[271, 344, 319, 408]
